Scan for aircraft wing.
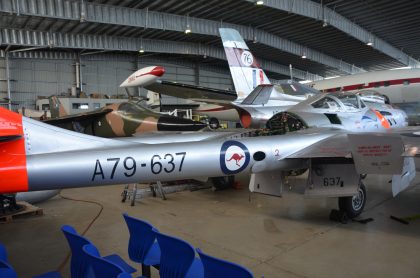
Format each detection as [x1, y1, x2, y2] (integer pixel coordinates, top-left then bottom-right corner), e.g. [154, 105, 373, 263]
[145, 80, 237, 105]
[285, 130, 352, 159]
[286, 127, 420, 160]
[43, 109, 113, 125]
[284, 127, 420, 197]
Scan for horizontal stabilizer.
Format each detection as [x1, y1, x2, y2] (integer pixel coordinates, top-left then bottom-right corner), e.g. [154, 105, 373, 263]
[241, 85, 273, 105]
[44, 109, 113, 125]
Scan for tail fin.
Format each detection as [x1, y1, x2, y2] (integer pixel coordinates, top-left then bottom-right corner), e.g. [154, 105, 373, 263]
[49, 96, 68, 118]
[219, 28, 271, 99]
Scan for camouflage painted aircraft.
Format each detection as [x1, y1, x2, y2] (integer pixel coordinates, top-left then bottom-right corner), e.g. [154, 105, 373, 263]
[44, 96, 207, 137]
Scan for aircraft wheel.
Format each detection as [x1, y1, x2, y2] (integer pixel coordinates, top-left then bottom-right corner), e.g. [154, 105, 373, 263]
[211, 176, 235, 190]
[209, 118, 220, 129]
[338, 182, 366, 219]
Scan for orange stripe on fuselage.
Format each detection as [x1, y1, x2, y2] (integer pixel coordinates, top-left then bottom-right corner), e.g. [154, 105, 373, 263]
[373, 110, 391, 129]
[0, 107, 28, 193]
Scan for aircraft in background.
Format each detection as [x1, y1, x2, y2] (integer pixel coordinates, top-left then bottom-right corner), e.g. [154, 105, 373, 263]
[267, 92, 408, 133]
[0, 100, 418, 218]
[44, 96, 207, 137]
[120, 28, 319, 129]
[307, 68, 420, 125]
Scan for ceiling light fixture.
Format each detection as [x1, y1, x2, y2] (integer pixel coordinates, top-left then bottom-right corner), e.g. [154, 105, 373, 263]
[301, 54, 307, 59]
[366, 41, 373, 46]
[185, 14, 191, 34]
[256, 0, 264, 5]
[139, 38, 145, 53]
[185, 25, 191, 34]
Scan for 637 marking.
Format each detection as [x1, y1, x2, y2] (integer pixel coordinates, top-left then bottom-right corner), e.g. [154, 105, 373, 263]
[151, 152, 186, 174]
[323, 177, 344, 187]
[92, 152, 186, 181]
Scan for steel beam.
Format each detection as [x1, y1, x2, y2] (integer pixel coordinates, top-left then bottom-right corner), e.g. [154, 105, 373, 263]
[5, 52, 11, 110]
[0, 28, 324, 80]
[0, 0, 362, 74]
[244, 0, 420, 68]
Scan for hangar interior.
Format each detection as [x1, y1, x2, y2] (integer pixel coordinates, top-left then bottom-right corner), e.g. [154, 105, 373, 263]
[0, 0, 420, 277]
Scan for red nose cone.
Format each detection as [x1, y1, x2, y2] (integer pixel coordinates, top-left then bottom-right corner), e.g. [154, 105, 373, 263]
[150, 66, 165, 77]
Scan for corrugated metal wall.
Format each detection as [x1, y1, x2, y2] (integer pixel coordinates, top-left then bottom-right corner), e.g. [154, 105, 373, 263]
[0, 58, 7, 108]
[7, 57, 75, 109]
[0, 53, 233, 110]
[83, 56, 134, 97]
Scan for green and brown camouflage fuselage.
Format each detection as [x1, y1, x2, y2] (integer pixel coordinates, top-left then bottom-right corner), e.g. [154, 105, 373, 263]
[45, 98, 206, 137]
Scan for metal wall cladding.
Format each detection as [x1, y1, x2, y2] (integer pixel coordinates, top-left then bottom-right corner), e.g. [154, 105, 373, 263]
[83, 58, 133, 96]
[8, 58, 75, 109]
[199, 69, 233, 90]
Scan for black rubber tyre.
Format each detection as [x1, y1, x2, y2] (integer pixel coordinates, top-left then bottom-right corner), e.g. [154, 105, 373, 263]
[338, 182, 366, 219]
[209, 118, 220, 129]
[211, 176, 235, 190]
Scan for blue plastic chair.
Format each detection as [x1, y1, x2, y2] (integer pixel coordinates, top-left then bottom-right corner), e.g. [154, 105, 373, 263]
[0, 260, 18, 278]
[153, 228, 203, 278]
[196, 248, 253, 278]
[32, 271, 63, 278]
[0, 243, 8, 261]
[123, 213, 160, 277]
[61, 225, 136, 278]
[82, 244, 132, 278]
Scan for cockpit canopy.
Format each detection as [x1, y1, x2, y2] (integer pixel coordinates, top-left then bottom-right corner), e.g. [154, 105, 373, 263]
[310, 93, 366, 111]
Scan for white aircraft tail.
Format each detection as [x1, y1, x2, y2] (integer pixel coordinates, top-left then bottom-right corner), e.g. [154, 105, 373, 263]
[219, 28, 270, 100]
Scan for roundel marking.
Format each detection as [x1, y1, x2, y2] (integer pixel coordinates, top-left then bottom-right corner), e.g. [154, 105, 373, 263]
[220, 140, 250, 175]
[240, 50, 254, 67]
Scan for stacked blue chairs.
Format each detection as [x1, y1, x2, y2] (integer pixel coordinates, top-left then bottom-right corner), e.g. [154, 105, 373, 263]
[0, 243, 61, 278]
[123, 213, 160, 278]
[196, 248, 253, 278]
[61, 225, 136, 278]
[82, 244, 133, 278]
[153, 228, 203, 278]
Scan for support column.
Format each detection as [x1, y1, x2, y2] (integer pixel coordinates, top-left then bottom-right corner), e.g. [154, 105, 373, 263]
[5, 52, 11, 110]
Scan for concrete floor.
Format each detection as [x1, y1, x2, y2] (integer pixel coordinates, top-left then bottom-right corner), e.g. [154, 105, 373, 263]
[1, 172, 420, 278]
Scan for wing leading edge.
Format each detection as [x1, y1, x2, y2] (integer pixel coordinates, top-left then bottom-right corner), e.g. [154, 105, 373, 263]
[144, 80, 237, 105]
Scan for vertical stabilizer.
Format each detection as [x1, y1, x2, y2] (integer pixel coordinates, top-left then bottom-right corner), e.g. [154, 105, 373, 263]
[219, 28, 271, 99]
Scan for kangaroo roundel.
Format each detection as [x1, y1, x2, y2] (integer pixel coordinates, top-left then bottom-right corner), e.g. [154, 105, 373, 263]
[220, 140, 250, 175]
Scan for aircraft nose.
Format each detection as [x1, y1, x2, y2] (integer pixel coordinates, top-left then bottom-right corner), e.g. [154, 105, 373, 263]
[157, 116, 207, 131]
[150, 66, 165, 77]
